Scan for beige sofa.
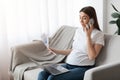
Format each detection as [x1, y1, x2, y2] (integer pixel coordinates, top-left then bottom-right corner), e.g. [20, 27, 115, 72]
[9, 26, 120, 80]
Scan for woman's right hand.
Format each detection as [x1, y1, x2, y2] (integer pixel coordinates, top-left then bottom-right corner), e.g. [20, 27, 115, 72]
[48, 47, 71, 55]
[48, 47, 53, 52]
[48, 47, 57, 55]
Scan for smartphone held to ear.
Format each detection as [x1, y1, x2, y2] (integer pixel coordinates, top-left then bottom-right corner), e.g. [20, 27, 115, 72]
[86, 18, 94, 29]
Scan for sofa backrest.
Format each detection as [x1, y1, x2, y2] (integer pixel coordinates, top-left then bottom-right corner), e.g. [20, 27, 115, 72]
[95, 34, 120, 66]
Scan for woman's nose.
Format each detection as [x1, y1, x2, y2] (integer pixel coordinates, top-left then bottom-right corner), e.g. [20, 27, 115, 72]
[80, 19, 83, 23]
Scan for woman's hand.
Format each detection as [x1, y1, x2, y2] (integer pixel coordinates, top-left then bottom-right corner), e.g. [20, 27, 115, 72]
[48, 47, 52, 52]
[85, 24, 93, 38]
[48, 47, 57, 55]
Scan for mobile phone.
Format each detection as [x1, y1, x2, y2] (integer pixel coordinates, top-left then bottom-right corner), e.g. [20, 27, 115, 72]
[86, 18, 94, 29]
[89, 18, 94, 25]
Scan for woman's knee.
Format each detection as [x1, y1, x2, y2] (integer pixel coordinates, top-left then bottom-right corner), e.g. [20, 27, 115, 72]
[38, 71, 44, 80]
[47, 75, 54, 80]
[47, 75, 58, 80]
[38, 70, 50, 80]
[38, 71, 45, 76]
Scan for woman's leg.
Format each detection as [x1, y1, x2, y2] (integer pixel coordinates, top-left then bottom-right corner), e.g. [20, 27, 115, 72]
[47, 64, 94, 80]
[37, 64, 68, 80]
[38, 70, 51, 80]
[47, 68, 85, 80]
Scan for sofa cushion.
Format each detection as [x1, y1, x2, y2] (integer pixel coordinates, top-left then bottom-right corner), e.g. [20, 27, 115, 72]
[24, 68, 43, 80]
[96, 34, 120, 66]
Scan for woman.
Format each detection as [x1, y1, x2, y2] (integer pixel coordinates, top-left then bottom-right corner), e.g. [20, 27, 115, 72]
[38, 6, 104, 80]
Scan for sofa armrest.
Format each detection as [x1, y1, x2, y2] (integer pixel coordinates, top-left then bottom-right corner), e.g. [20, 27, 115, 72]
[84, 62, 120, 80]
[8, 71, 14, 80]
[10, 40, 47, 72]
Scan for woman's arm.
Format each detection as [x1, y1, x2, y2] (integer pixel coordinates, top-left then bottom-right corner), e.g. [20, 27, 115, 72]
[85, 25, 103, 60]
[87, 37, 103, 60]
[48, 48, 72, 55]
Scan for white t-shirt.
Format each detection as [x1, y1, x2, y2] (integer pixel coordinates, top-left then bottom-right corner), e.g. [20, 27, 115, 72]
[66, 27, 104, 66]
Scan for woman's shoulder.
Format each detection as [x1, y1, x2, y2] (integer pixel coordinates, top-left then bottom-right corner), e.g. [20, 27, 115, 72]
[92, 29, 104, 37]
[92, 29, 105, 46]
[93, 28, 104, 34]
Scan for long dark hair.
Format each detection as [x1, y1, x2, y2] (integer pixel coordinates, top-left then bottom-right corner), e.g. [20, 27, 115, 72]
[79, 6, 101, 31]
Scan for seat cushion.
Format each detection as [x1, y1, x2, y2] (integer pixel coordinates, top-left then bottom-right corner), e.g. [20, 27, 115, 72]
[24, 68, 43, 80]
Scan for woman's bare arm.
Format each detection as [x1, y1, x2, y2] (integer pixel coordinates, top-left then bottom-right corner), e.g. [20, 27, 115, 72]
[87, 36, 103, 60]
[48, 48, 72, 55]
[85, 26, 103, 60]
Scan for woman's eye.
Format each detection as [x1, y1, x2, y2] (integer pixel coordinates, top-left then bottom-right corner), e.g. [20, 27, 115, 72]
[83, 17, 87, 20]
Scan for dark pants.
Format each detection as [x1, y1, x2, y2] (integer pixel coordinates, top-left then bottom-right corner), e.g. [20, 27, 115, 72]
[38, 63, 94, 80]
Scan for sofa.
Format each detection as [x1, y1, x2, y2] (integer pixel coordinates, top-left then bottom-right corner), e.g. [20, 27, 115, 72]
[9, 25, 120, 80]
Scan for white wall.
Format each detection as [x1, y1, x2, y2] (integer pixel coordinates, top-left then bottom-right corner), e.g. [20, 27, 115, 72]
[105, 0, 120, 34]
[0, 0, 10, 80]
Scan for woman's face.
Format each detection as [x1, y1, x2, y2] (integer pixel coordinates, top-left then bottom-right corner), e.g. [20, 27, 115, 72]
[79, 12, 90, 28]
